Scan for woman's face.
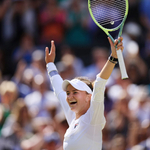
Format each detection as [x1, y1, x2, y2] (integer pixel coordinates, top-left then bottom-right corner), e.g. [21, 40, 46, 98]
[66, 84, 91, 118]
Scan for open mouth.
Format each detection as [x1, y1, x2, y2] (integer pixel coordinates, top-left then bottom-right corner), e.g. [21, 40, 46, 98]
[69, 101, 77, 105]
[70, 102, 77, 105]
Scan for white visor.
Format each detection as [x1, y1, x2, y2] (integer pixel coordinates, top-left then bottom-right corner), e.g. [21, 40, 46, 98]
[62, 79, 92, 94]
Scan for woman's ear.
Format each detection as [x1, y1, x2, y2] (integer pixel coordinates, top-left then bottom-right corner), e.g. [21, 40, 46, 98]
[86, 94, 92, 102]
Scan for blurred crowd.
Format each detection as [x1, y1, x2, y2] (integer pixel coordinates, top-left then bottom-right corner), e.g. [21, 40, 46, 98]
[0, 0, 150, 150]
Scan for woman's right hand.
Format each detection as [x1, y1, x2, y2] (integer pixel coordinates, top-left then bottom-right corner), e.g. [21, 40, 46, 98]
[45, 40, 56, 64]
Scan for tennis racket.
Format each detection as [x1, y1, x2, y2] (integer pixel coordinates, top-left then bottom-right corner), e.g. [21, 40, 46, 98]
[88, 0, 129, 79]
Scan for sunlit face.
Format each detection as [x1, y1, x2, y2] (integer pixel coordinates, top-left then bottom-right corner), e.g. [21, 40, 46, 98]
[66, 84, 91, 118]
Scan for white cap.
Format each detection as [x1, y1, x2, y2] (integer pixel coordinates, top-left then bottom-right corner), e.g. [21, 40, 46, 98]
[62, 79, 92, 94]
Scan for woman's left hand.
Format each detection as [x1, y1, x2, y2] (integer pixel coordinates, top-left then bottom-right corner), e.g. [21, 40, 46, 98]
[108, 37, 124, 58]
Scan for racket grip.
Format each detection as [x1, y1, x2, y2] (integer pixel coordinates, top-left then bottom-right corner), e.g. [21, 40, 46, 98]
[117, 49, 128, 79]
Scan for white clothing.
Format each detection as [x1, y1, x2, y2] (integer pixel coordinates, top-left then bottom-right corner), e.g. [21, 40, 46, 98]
[47, 62, 107, 150]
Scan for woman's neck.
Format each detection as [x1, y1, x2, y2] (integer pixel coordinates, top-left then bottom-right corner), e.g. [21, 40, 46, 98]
[75, 105, 90, 120]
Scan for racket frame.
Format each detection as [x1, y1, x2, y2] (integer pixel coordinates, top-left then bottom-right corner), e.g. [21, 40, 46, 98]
[88, 0, 129, 79]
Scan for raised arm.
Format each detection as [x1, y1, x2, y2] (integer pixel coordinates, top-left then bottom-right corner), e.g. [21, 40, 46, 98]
[45, 41, 74, 124]
[45, 40, 65, 96]
[98, 37, 124, 79]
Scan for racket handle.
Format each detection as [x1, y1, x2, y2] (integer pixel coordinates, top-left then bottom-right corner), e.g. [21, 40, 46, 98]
[117, 49, 128, 79]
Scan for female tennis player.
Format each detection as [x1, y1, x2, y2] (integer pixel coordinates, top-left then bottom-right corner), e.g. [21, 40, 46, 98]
[45, 37, 124, 150]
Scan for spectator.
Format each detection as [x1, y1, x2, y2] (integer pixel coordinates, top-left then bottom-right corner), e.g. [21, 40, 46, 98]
[82, 46, 109, 81]
[38, 0, 67, 45]
[2, 0, 37, 50]
[12, 34, 36, 65]
[139, 0, 150, 32]
[64, 0, 91, 47]
[0, 80, 18, 136]
[24, 73, 61, 119]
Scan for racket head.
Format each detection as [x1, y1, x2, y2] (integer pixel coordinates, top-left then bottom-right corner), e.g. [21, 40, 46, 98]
[88, 0, 129, 35]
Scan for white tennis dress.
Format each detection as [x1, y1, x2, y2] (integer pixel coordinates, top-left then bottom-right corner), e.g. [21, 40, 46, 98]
[47, 62, 107, 150]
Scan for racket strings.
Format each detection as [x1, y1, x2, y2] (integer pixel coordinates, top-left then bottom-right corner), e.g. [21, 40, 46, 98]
[91, 0, 126, 13]
[94, 14, 125, 26]
[93, 8, 125, 24]
[90, 0, 126, 27]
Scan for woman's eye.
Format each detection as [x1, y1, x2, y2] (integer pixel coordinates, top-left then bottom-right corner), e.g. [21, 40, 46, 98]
[67, 92, 70, 95]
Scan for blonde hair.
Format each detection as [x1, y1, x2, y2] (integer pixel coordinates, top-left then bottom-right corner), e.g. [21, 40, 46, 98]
[0, 81, 18, 101]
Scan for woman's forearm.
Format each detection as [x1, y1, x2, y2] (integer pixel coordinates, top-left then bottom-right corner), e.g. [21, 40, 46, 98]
[98, 36, 124, 80]
[98, 59, 116, 80]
